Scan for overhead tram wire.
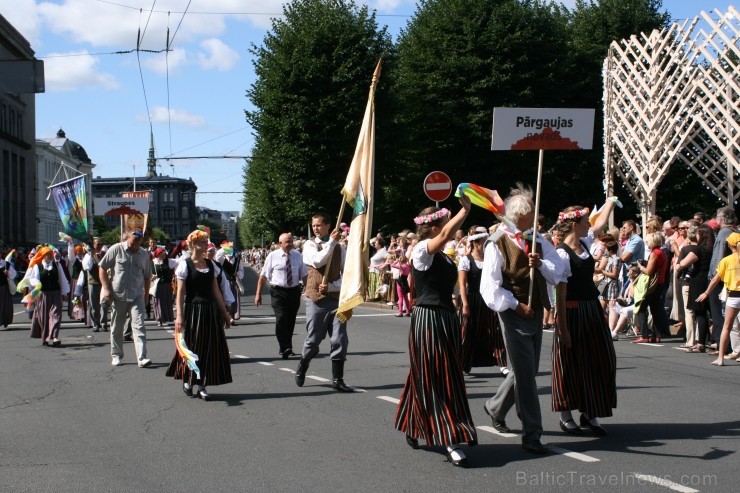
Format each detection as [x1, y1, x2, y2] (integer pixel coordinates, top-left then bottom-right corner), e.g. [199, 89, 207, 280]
[135, 5, 157, 144]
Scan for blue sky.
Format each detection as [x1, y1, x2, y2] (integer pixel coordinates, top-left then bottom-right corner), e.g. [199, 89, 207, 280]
[3, 0, 735, 213]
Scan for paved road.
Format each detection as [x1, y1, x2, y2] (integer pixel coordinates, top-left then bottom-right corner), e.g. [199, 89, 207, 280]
[1, 268, 737, 492]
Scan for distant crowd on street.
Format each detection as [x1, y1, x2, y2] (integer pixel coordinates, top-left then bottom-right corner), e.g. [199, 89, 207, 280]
[2, 190, 739, 469]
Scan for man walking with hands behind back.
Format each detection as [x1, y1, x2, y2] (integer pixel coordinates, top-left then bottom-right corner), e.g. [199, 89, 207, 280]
[255, 233, 307, 359]
[99, 229, 152, 368]
[295, 213, 354, 392]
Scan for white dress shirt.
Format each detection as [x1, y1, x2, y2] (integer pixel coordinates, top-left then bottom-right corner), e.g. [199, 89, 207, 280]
[29, 260, 70, 296]
[261, 249, 307, 288]
[303, 236, 345, 293]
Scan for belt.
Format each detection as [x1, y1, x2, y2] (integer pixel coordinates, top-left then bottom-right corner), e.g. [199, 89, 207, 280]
[271, 284, 300, 290]
[728, 290, 740, 298]
[565, 301, 580, 308]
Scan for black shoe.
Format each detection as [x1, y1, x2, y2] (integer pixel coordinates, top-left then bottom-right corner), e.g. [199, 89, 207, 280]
[395, 313, 404, 317]
[183, 384, 193, 397]
[332, 378, 355, 393]
[295, 359, 309, 387]
[445, 448, 470, 468]
[93, 327, 101, 332]
[405, 435, 419, 449]
[281, 349, 295, 360]
[124, 334, 133, 342]
[197, 387, 209, 401]
[580, 414, 607, 436]
[559, 419, 584, 435]
[522, 440, 549, 454]
[483, 405, 511, 433]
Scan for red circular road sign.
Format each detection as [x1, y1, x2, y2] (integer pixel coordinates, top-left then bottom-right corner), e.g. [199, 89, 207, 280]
[423, 171, 452, 202]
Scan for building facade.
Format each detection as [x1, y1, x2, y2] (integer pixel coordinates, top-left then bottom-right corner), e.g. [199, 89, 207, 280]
[36, 129, 96, 245]
[0, 14, 40, 247]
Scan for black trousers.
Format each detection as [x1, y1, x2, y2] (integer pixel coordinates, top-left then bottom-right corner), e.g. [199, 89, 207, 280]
[271, 286, 302, 352]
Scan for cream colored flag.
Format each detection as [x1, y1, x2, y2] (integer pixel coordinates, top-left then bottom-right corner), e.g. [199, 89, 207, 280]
[337, 60, 381, 323]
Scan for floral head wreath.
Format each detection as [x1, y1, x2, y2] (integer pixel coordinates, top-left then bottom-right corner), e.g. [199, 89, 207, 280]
[187, 230, 209, 243]
[558, 207, 590, 222]
[414, 208, 450, 225]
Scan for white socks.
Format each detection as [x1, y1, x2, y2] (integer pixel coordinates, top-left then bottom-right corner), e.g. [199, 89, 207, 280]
[446, 446, 466, 460]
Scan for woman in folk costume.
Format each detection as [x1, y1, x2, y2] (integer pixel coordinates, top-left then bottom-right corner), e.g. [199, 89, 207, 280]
[214, 241, 242, 321]
[552, 202, 618, 437]
[151, 247, 176, 327]
[28, 246, 70, 346]
[458, 226, 507, 375]
[166, 230, 232, 401]
[0, 250, 17, 328]
[395, 195, 478, 468]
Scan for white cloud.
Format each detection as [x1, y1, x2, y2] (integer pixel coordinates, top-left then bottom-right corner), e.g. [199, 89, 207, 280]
[141, 48, 189, 75]
[3, 0, 42, 46]
[140, 106, 205, 128]
[197, 38, 240, 71]
[43, 51, 119, 92]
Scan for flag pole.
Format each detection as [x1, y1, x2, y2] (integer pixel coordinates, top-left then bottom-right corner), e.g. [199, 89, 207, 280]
[528, 149, 544, 307]
[321, 199, 347, 284]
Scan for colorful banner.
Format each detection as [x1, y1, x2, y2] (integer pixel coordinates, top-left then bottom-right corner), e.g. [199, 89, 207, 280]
[121, 191, 150, 235]
[50, 175, 89, 242]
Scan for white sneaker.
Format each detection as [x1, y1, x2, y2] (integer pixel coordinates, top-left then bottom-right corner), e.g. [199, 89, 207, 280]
[138, 358, 152, 368]
[111, 356, 122, 366]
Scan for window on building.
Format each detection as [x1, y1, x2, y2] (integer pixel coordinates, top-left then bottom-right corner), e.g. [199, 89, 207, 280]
[163, 208, 174, 220]
[181, 206, 188, 218]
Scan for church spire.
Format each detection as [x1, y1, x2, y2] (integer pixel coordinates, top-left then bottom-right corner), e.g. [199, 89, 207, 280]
[146, 131, 157, 177]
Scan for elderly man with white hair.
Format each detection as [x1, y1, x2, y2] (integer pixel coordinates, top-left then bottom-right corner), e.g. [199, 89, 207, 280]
[480, 183, 564, 454]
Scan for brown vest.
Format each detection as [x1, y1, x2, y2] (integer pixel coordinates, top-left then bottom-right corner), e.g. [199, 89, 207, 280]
[304, 241, 342, 302]
[494, 229, 551, 312]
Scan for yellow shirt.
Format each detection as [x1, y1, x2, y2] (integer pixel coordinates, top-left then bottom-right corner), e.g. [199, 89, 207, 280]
[716, 253, 740, 291]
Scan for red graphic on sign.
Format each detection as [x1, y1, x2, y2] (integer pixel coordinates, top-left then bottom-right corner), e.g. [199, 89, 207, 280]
[510, 127, 581, 150]
[423, 171, 452, 202]
[106, 205, 145, 216]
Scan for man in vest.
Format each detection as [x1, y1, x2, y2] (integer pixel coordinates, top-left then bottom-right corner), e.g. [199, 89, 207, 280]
[295, 213, 353, 392]
[82, 237, 109, 332]
[480, 185, 564, 454]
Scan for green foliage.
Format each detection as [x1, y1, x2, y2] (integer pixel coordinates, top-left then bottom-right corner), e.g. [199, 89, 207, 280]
[242, 0, 392, 243]
[150, 227, 170, 244]
[92, 216, 109, 236]
[198, 219, 226, 245]
[101, 229, 121, 246]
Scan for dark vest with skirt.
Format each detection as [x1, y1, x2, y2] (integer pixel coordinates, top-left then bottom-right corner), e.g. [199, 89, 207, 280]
[412, 248, 457, 312]
[184, 258, 214, 303]
[465, 254, 483, 293]
[557, 241, 600, 301]
[40, 263, 61, 292]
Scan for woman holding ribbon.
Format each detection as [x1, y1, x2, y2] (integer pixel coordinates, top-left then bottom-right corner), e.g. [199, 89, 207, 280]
[394, 196, 478, 468]
[553, 202, 618, 436]
[166, 230, 233, 400]
[28, 246, 70, 346]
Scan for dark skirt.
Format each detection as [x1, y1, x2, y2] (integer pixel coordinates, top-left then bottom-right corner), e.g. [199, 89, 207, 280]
[228, 281, 240, 320]
[0, 285, 13, 327]
[166, 301, 232, 386]
[153, 282, 175, 323]
[459, 291, 506, 372]
[30, 290, 63, 341]
[552, 299, 617, 417]
[394, 305, 477, 447]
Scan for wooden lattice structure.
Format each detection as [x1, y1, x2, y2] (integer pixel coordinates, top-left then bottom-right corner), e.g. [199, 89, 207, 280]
[604, 7, 739, 224]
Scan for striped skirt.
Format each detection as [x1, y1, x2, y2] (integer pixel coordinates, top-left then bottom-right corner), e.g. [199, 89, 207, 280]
[459, 291, 506, 372]
[166, 301, 232, 387]
[552, 299, 617, 417]
[394, 306, 478, 446]
[0, 285, 13, 327]
[153, 282, 175, 323]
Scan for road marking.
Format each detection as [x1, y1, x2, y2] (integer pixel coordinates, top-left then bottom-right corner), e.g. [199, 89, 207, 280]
[377, 396, 400, 404]
[307, 375, 330, 382]
[547, 446, 600, 463]
[257, 361, 274, 366]
[632, 473, 699, 493]
[233, 354, 250, 359]
[639, 343, 664, 347]
[351, 388, 367, 393]
[279, 368, 295, 373]
[14, 310, 26, 315]
[476, 425, 518, 439]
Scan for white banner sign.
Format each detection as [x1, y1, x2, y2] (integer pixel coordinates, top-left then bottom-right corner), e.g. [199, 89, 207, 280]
[491, 107, 595, 151]
[93, 197, 149, 216]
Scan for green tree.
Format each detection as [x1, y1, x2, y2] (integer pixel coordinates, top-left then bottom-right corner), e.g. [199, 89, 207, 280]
[390, 0, 575, 227]
[242, 0, 393, 243]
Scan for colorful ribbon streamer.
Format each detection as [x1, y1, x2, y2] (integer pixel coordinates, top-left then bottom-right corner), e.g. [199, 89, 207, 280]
[4, 249, 15, 263]
[455, 183, 505, 215]
[175, 331, 201, 380]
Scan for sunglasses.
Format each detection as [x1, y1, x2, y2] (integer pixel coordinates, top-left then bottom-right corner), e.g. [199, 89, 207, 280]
[678, 227, 688, 230]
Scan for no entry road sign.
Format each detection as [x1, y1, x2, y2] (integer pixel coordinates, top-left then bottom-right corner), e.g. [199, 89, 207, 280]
[423, 171, 452, 202]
